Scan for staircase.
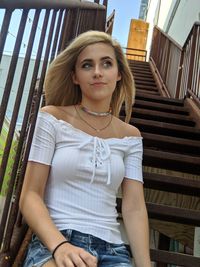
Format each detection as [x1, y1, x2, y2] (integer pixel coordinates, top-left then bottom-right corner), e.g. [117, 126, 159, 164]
[120, 60, 200, 266]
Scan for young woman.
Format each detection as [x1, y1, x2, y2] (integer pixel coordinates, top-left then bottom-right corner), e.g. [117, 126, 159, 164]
[20, 30, 151, 267]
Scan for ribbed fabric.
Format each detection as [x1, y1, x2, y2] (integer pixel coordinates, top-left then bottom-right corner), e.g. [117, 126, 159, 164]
[29, 111, 143, 244]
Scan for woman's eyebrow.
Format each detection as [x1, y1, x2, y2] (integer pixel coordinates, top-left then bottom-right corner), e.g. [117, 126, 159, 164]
[80, 56, 114, 64]
[101, 56, 114, 61]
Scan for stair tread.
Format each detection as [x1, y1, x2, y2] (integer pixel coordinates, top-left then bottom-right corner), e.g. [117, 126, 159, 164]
[150, 248, 200, 266]
[143, 172, 200, 196]
[146, 202, 200, 226]
[143, 148, 200, 174]
[135, 80, 157, 85]
[135, 99, 189, 113]
[134, 77, 156, 82]
[142, 132, 200, 148]
[134, 73, 153, 78]
[117, 198, 200, 226]
[132, 108, 193, 121]
[144, 148, 200, 163]
[136, 89, 160, 95]
[135, 92, 184, 106]
[136, 85, 158, 90]
[129, 117, 200, 134]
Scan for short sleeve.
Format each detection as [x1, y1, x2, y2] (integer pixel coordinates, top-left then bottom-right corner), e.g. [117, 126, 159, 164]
[28, 112, 56, 165]
[124, 138, 143, 183]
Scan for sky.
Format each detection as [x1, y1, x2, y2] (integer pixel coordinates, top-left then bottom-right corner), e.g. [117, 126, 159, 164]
[106, 0, 141, 47]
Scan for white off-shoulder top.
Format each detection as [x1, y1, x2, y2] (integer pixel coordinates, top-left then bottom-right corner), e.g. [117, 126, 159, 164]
[29, 111, 143, 244]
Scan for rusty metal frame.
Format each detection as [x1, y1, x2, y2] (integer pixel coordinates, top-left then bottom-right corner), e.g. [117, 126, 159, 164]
[0, 0, 106, 9]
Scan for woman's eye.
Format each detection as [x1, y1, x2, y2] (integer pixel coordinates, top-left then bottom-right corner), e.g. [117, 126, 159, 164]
[103, 61, 112, 68]
[82, 63, 92, 69]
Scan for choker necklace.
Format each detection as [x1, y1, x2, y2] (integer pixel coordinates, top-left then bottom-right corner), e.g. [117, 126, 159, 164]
[75, 105, 113, 132]
[80, 104, 112, 117]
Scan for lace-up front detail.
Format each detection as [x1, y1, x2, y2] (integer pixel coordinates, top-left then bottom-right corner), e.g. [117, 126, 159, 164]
[79, 136, 111, 184]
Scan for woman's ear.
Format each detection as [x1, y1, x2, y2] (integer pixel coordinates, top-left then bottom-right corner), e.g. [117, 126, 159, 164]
[117, 72, 122, 81]
[72, 72, 79, 85]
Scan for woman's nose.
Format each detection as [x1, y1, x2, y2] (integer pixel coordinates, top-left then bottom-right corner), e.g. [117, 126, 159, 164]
[93, 65, 102, 77]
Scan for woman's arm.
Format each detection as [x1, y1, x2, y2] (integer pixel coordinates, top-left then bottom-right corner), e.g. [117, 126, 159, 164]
[121, 178, 151, 267]
[19, 161, 97, 266]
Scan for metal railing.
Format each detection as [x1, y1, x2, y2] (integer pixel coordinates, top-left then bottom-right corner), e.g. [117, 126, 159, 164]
[150, 22, 200, 104]
[124, 47, 147, 61]
[0, 1, 107, 265]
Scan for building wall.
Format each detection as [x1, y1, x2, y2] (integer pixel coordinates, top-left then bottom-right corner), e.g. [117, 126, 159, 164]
[0, 54, 42, 129]
[167, 0, 200, 45]
[143, 0, 200, 58]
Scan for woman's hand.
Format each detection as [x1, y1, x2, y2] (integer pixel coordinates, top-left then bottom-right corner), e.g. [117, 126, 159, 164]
[54, 242, 98, 267]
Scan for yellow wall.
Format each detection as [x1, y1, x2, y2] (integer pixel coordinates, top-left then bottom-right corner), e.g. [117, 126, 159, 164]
[127, 19, 149, 61]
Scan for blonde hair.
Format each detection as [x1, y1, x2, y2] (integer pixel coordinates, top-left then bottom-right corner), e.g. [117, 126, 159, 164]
[44, 30, 135, 122]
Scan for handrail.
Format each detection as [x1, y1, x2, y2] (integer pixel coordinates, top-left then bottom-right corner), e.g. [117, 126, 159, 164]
[0, 0, 106, 10]
[150, 22, 200, 102]
[106, 9, 115, 34]
[124, 47, 147, 61]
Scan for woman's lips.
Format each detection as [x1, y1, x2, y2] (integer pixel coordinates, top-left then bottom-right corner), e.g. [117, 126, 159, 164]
[90, 82, 106, 86]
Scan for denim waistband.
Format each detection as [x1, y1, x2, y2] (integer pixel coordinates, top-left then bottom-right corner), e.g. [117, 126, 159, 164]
[61, 229, 119, 246]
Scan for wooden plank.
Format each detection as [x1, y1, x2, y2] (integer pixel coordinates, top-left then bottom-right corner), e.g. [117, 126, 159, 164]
[117, 199, 200, 226]
[134, 99, 189, 114]
[149, 248, 200, 266]
[143, 172, 200, 196]
[143, 148, 200, 174]
[142, 132, 200, 155]
[136, 89, 159, 95]
[122, 108, 195, 126]
[129, 117, 200, 139]
[135, 84, 158, 91]
[135, 79, 157, 86]
[134, 76, 156, 82]
[147, 202, 200, 226]
[135, 91, 184, 106]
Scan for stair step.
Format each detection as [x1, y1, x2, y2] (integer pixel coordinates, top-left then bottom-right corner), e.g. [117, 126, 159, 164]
[143, 148, 200, 174]
[136, 89, 160, 95]
[142, 132, 200, 155]
[117, 198, 200, 226]
[131, 108, 195, 126]
[135, 79, 157, 86]
[143, 172, 200, 196]
[135, 92, 184, 106]
[129, 61, 151, 67]
[128, 59, 150, 66]
[129, 62, 150, 68]
[146, 202, 200, 226]
[130, 68, 152, 74]
[136, 84, 158, 91]
[134, 99, 189, 115]
[134, 76, 155, 83]
[129, 117, 200, 140]
[150, 248, 200, 267]
[133, 72, 153, 79]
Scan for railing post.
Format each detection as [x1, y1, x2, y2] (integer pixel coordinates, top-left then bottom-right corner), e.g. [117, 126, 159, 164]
[0, 9, 13, 62]
[186, 25, 198, 95]
[175, 49, 184, 98]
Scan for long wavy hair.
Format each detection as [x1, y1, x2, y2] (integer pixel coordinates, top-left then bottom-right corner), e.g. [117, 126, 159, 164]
[44, 30, 135, 122]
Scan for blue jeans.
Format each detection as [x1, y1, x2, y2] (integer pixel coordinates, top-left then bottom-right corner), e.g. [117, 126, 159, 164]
[23, 229, 133, 267]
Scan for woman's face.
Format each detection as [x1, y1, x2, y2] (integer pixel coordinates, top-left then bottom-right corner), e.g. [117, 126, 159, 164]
[72, 42, 121, 104]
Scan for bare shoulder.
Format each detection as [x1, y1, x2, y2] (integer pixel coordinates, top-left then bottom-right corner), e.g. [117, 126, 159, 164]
[40, 105, 74, 120]
[113, 117, 141, 138]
